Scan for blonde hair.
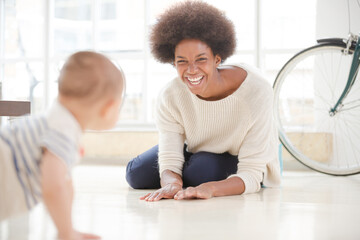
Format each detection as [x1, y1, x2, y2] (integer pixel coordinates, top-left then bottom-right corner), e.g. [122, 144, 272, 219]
[58, 51, 125, 103]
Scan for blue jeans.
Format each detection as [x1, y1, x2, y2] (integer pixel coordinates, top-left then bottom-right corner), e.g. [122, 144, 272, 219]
[125, 145, 238, 189]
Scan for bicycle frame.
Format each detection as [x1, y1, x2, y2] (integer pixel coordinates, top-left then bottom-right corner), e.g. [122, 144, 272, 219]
[273, 34, 360, 175]
[324, 33, 360, 116]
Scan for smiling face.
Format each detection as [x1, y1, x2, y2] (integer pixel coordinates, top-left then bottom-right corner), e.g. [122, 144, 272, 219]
[174, 39, 221, 99]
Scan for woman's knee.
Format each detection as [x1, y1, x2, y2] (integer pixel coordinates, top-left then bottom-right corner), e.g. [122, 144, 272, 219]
[183, 152, 238, 187]
[125, 145, 161, 189]
[125, 157, 144, 189]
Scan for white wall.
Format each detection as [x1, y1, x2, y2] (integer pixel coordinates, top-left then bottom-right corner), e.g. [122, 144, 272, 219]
[316, 0, 360, 39]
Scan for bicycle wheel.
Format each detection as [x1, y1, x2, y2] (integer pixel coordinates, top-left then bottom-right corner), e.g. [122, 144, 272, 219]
[273, 42, 360, 175]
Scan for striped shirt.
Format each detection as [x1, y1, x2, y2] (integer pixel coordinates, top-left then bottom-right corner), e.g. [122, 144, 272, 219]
[0, 100, 82, 210]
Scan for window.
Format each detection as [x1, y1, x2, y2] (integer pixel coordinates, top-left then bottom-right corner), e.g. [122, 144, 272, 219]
[0, 0, 316, 128]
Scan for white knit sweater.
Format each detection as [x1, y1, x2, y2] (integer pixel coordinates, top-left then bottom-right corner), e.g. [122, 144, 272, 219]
[156, 64, 281, 194]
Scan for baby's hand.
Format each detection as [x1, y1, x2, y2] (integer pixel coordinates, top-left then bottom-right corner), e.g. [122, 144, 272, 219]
[58, 230, 101, 240]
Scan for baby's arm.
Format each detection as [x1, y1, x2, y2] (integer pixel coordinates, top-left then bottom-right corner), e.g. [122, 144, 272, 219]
[41, 149, 100, 240]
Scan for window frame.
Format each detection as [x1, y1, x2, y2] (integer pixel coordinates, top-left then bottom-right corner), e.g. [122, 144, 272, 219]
[0, 0, 316, 131]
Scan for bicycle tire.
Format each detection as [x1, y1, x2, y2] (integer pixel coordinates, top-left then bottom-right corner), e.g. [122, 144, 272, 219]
[273, 42, 360, 175]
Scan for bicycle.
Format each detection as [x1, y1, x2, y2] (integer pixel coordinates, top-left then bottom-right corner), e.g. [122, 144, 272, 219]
[273, 31, 360, 176]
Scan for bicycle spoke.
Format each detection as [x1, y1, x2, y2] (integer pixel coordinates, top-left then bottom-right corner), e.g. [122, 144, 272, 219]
[274, 43, 360, 175]
[340, 103, 360, 112]
[337, 112, 360, 166]
[318, 54, 337, 102]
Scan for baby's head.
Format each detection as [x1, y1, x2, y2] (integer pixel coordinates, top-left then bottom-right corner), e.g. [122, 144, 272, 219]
[58, 51, 125, 130]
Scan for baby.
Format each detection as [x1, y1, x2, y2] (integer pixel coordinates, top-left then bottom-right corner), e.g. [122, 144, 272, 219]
[0, 51, 125, 240]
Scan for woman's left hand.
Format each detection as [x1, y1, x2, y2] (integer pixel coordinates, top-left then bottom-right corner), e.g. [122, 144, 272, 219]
[174, 184, 213, 200]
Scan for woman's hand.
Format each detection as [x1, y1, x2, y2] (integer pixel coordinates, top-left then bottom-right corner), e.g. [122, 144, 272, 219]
[140, 183, 182, 201]
[175, 178, 245, 200]
[174, 184, 214, 200]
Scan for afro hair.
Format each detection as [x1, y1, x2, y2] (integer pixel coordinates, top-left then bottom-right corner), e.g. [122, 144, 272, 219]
[150, 1, 236, 64]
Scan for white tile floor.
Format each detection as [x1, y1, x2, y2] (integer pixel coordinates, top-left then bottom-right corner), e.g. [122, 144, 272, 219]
[1, 165, 360, 240]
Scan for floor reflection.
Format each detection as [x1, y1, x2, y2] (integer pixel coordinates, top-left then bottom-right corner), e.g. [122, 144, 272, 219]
[1, 165, 360, 240]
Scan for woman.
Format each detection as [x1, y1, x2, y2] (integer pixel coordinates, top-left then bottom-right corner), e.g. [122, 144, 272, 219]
[126, 1, 281, 201]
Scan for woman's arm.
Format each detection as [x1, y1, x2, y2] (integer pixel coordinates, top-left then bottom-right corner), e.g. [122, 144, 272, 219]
[174, 176, 245, 200]
[139, 131, 185, 202]
[160, 169, 183, 187]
